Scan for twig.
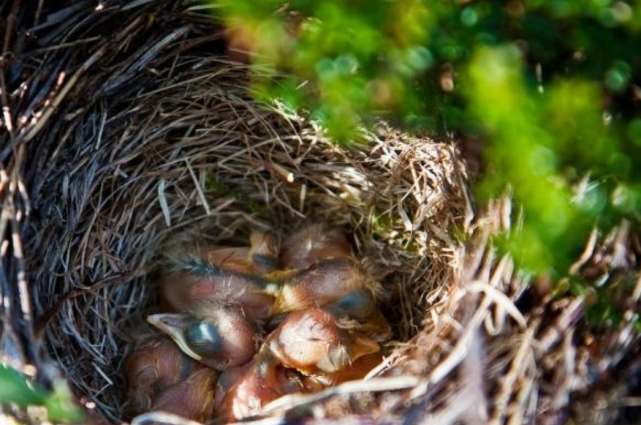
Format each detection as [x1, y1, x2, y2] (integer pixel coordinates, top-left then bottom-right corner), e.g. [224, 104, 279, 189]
[263, 376, 421, 414]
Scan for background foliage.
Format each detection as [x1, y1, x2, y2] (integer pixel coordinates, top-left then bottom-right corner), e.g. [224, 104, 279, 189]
[210, 0, 641, 284]
[0, 363, 84, 423]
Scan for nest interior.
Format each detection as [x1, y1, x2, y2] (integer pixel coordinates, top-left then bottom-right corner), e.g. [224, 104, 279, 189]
[2, 0, 466, 421]
[1, 1, 640, 424]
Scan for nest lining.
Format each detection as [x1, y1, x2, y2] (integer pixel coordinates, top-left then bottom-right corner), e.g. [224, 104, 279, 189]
[8, 3, 466, 420]
[32, 62, 465, 420]
[1, 1, 639, 424]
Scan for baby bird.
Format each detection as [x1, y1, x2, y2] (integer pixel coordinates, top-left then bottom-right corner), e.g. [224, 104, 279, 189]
[204, 230, 279, 275]
[312, 353, 384, 387]
[248, 230, 280, 274]
[280, 224, 353, 270]
[159, 236, 277, 320]
[125, 334, 202, 415]
[147, 300, 259, 370]
[219, 351, 307, 421]
[267, 290, 388, 333]
[264, 308, 380, 377]
[264, 258, 381, 316]
[323, 289, 391, 338]
[323, 290, 378, 320]
[150, 367, 218, 422]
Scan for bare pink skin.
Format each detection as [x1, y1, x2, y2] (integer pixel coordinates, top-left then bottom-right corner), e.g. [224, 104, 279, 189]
[280, 224, 353, 270]
[148, 301, 260, 371]
[314, 353, 383, 387]
[161, 270, 275, 321]
[125, 336, 201, 415]
[221, 352, 306, 421]
[151, 367, 217, 422]
[161, 231, 279, 320]
[205, 230, 279, 275]
[267, 258, 373, 315]
[264, 308, 380, 376]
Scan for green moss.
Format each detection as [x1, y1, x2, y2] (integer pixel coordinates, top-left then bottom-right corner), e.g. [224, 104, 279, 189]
[451, 225, 469, 244]
[205, 172, 265, 213]
[370, 212, 394, 238]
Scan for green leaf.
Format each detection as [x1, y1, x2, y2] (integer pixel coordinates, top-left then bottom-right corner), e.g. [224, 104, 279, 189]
[0, 363, 47, 407]
[0, 364, 85, 423]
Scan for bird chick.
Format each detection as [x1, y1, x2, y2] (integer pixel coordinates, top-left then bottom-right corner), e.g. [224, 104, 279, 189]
[248, 230, 280, 274]
[323, 289, 391, 339]
[310, 353, 384, 387]
[263, 258, 381, 316]
[159, 246, 276, 320]
[204, 230, 279, 275]
[125, 334, 202, 415]
[267, 289, 389, 336]
[280, 224, 353, 270]
[220, 351, 307, 421]
[147, 300, 259, 370]
[150, 367, 217, 422]
[264, 308, 380, 377]
[201, 246, 251, 275]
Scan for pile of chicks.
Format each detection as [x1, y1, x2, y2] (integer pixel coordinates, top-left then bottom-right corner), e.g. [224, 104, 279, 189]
[125, 224, 390, 423]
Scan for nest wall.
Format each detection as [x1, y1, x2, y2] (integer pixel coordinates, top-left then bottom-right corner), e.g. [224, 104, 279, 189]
[2, 0, 467, 421]
[1, 1, 640, 425]
[30, 62, 466, 419]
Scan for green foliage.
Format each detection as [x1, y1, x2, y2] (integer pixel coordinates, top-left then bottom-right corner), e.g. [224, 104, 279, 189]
[0, 363, 84, 423]
[465, 46, 636, 273]
[207, 0, 641, 279]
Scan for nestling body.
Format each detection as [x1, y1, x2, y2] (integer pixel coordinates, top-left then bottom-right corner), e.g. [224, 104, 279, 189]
[150, 367, 217, 422]
[264, 308, 380, 376]
[125, 335, 202, 414]
[147, 300, 259, 370]
[280, 224, 353, 270]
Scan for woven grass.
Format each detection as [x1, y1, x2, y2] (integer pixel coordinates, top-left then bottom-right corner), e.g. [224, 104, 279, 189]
[1, 1, 639, 425]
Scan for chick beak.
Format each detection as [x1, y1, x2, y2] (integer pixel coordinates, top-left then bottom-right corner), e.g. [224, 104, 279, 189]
[147, 314, 203, 362]
[249, 230, 279, 272]
[350, 335, 380, 361]
[249, 230, 278, 257]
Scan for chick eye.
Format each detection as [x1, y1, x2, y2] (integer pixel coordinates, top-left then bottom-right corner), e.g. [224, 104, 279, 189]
[185, 322, 222, 357]
[336, 291, 373, 319]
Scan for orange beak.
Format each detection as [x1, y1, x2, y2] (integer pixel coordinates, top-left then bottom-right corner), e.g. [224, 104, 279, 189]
[350, 335, 380, 360]
[249, 230, 279, 273]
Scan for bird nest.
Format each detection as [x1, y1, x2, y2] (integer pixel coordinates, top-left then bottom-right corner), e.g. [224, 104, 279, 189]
[1, 1, 640, 425]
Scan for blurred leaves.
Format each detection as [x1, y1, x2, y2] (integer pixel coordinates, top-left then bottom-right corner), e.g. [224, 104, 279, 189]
[208, 0, 641, 278]
[0, 363, 47, 407]
[464, 46, 635, 273]
[0, 363, 84, 423]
